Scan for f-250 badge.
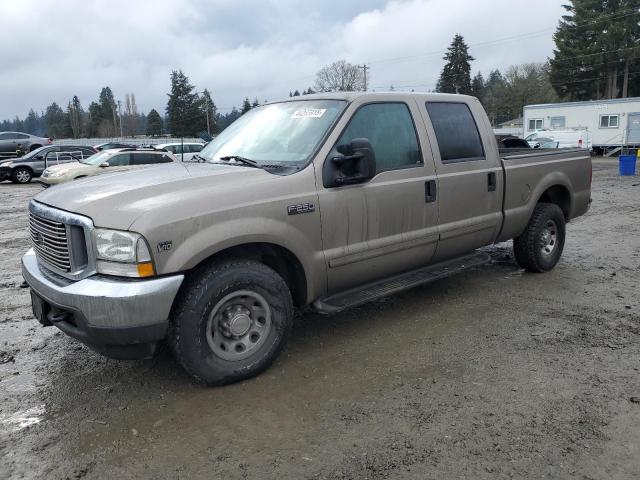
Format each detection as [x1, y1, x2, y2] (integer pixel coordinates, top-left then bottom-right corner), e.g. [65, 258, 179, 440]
[157, 241, 173, 253]
[287, 203, 315, 215]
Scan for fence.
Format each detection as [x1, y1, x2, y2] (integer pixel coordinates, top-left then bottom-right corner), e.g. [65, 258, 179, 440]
[53, 136, 205, 147]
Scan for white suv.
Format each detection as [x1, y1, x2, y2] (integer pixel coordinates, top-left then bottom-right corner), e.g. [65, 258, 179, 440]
[154, 142, 205, 162]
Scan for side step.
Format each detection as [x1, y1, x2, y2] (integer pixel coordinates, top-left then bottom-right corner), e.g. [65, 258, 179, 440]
[312, 251, 491, 314]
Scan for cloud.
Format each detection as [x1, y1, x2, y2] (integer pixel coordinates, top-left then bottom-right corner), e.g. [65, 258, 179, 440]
[0, 0, 564, 119]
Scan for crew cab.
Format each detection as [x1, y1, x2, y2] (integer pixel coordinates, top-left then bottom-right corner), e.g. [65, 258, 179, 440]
[22, 92, 591, 385]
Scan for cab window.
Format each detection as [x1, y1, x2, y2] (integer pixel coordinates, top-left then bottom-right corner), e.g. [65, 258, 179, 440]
[426, 102, 485, 163]
[336, 103, 422, 173]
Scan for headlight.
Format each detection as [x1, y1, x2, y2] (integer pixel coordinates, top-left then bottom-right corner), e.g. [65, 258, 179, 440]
[45, 170, 63, 178]
[93, 228, 155, 278]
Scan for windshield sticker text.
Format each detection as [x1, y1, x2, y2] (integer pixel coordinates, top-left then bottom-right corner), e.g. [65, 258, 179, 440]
[291, 108, 326, 119]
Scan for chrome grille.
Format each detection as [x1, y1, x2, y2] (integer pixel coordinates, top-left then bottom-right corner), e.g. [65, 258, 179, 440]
[29, 213, 71, 272]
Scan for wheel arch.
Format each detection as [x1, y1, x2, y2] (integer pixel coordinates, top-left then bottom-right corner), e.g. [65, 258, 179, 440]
[536, 184, 572, 220]
[186, 242, 308, 308]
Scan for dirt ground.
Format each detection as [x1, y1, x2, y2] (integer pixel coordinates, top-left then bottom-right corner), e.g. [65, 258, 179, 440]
[1, 158, 639, 480]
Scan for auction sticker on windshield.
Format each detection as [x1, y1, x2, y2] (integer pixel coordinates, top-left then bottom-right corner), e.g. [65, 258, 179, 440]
[292, 108, 326, 119]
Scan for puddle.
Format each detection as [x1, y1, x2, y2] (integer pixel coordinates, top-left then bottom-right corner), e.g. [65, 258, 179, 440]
[0, 404, 45, 434]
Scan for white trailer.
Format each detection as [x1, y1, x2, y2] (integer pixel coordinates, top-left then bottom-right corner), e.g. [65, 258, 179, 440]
[523, 97, 640, 155]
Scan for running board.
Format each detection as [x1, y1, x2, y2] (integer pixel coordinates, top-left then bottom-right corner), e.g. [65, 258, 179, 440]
[312, 251, 491, 314]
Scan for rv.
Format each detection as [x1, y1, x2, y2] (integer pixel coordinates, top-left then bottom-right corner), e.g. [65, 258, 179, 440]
[523, 97, 640, 155]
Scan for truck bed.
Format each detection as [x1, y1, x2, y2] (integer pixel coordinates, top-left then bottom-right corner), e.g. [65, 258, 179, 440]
[497, 148, 591, 242]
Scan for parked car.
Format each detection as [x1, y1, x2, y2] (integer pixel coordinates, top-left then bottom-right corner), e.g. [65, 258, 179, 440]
[40, 148, 176, 185]
[0, 145, 96, 183]
[0, 131, 52, 154]
[154, 142, 205, 161]
[530, 137, 560, 149]
[525, 129, 591, 149]
[496, 135, 531, 149]
[93, 142, 135, 151]
[22, 92, 591, 385]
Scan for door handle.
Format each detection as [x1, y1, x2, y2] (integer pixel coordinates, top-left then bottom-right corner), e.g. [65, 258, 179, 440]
[488, 172, 497, 192]
[425, 180, 437, 203]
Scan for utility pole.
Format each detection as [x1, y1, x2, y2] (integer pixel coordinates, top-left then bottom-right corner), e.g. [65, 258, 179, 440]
[117, 100, 123, 137]
[204, 94, 211, 136]
[358, 64, 370, 92]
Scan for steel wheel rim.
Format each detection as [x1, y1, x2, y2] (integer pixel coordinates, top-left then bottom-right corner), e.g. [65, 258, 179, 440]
[206, 290, 272, 361]
[540, 219, 558, 256]
[16, 170, 30, 183]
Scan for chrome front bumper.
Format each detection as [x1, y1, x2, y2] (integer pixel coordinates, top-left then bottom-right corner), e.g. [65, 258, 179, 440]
[22, 249, 184, 357]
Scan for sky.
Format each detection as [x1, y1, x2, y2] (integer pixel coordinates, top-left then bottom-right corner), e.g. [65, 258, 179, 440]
[0, 0, 566, 120]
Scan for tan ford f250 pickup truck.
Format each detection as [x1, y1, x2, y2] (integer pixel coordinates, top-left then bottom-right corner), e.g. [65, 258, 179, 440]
[22, 92, 591, 385]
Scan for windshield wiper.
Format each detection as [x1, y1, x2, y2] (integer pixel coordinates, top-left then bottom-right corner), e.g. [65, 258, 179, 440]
[219, 155, 261, 169]
[192, 153, 205, 163]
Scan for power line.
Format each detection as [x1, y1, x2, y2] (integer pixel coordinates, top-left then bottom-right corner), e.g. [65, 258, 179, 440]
[367, 8, 640, 67]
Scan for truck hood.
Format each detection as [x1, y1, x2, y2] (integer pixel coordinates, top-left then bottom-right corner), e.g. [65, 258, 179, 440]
[34, 162, 275, 230]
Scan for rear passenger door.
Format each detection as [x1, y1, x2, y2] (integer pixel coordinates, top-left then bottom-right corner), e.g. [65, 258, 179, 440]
[419, 100, 503, 261]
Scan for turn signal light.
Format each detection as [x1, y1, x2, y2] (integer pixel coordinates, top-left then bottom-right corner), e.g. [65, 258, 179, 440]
[137, 262, 155, 278]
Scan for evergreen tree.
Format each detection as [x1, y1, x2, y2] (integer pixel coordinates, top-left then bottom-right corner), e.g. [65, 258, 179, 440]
[252, 97, 260, 108]
[292, 90, 301, 96]
[436, 34, 475, 94]
[146, 109, 163, 136]
[470, 72, 485, 101]
[23, 109, 40, 135]
[550, 1, 640, 100]
[44, 102, 67, 138]
[482, 70, 508, 126]
[67, 96, 84, 138]
[98, 87, 117, 136]
[241, 98, 252, 114]
[87, 102, 102, 137]
[166, 70, 203, 137]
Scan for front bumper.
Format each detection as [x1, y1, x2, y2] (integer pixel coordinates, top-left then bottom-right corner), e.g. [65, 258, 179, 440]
[22, 248, 184, 359]
[0, 168, 10, 181]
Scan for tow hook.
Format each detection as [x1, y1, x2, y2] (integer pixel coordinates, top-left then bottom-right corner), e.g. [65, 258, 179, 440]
[47, 311, 70, 324]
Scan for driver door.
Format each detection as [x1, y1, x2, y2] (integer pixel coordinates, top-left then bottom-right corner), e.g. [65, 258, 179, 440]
[314, 96, 439, 294]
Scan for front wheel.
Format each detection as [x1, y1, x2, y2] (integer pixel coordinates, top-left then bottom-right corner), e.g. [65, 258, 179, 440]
[513, 202, 566, 273]
[12, 167, 32, 184]
[169, 259, 293, 385]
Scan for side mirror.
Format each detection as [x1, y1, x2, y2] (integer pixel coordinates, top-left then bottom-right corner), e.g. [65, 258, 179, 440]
[99, 161, 109, 168]
[323, 138, 376, 188]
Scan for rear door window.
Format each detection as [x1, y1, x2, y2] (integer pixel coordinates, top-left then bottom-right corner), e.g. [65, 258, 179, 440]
[188, 144, 203, 153]
[130, 153, 173, 165]
[425, 102, 485, 163]
[107, 154, 130, 166]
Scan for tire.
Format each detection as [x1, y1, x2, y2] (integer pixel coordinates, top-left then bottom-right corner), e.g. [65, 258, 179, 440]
[169, 259, 294, 385]
[12, 167, 32, 184]
[29, 144, 42, 152]
[513, 202, 566, 273]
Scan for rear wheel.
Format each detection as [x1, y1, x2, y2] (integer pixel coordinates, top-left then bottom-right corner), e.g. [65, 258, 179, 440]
[169, 259, 293, 385]
[12, 167, 32, 184]
[513, 202, 566, 272]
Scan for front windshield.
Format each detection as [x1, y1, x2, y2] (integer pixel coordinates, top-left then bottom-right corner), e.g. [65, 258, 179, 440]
[198, 100, 346, 165]
[80, 150, 113, 165]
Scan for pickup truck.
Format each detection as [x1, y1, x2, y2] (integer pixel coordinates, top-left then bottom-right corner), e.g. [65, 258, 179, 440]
[22, 92, 591, 385]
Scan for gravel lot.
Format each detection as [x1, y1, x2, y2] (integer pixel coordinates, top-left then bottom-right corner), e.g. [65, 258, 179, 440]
[1, 158, 639, 479]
